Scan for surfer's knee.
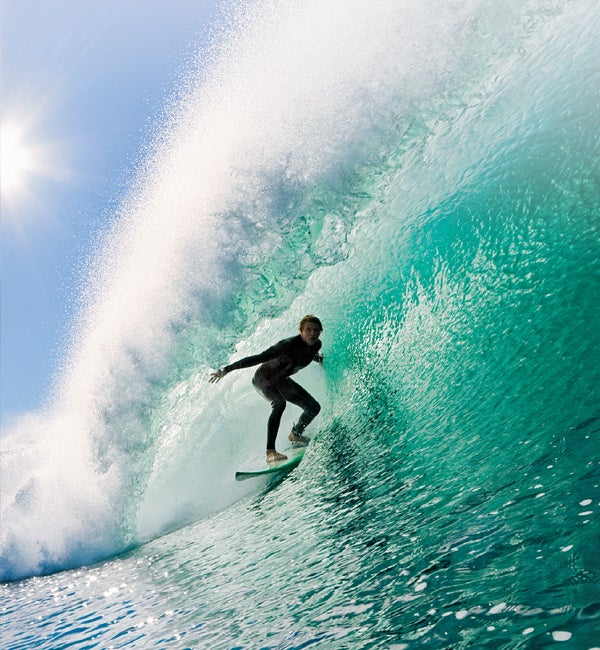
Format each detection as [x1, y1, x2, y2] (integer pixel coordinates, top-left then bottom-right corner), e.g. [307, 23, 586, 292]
[310, 400, 321, 417]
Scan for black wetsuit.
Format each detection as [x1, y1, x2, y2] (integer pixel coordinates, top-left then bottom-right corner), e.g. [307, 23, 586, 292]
[223, 335, 322, 449]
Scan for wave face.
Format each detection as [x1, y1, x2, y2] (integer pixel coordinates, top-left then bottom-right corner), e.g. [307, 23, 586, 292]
[1, 0, 599, 610]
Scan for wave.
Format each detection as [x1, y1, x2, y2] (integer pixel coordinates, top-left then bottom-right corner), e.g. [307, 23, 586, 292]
[2, 0, 599, 582]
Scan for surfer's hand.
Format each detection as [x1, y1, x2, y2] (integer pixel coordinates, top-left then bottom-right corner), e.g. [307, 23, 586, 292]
[209, 369, 226, 383]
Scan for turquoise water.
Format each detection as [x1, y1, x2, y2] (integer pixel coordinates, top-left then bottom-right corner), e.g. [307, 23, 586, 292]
[2, 1, 599, 647]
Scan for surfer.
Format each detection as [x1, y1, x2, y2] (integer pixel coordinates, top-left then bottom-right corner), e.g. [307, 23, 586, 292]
[210, 315, 323, 463]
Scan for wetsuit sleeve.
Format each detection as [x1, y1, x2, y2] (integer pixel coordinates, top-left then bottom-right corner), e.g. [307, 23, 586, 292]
[222, 340, 287, 374]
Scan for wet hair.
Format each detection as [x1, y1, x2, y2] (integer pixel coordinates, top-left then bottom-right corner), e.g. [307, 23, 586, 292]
[298, 315, 323, 332]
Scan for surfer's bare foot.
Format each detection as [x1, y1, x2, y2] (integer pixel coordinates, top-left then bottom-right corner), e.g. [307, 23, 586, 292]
[266, 450, 287, 463]
[288, 432, 310, 447]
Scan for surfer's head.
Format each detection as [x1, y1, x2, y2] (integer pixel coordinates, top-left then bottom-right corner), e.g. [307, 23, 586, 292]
[299, 315, 322, 346]
[299, 315, 322, 333]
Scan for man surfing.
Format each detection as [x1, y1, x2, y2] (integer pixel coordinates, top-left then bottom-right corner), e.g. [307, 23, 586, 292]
[210, 315, 323, 463]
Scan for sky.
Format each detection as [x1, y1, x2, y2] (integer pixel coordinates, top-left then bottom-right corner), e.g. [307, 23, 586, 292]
[1, 0, 222, 423]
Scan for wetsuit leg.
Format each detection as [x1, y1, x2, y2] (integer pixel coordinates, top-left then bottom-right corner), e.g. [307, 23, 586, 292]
[252, 374, 287, 449]
[277, 377, 321, 435]
[253, 375, 321, 448]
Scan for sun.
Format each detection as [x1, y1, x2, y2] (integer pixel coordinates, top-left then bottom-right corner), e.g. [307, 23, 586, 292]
[1, 123, 37, 199]
[0, 115, 71, 231]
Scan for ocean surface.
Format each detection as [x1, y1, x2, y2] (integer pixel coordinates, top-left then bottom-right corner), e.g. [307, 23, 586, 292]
[2, 1, 599, 648]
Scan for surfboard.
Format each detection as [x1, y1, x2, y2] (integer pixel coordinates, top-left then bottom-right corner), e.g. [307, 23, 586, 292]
[235, 447, 306, 481]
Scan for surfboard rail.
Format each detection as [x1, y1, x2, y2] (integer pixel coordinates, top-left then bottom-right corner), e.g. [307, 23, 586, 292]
[235, 447, 306, 481]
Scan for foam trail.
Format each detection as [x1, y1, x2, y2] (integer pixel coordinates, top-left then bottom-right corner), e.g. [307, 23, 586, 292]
[1, 0, 586, 581]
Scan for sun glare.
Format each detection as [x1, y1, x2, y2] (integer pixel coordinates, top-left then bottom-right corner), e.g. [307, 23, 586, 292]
[1, 123, 36, 198]
[0, 115, 71, 231]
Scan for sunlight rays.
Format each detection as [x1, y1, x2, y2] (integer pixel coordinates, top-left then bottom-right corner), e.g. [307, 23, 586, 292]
[1, 122, 39, 198]
[1, 111, 74, 236]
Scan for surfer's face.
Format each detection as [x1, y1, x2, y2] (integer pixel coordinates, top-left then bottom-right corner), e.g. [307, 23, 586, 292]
[300, 322, 322, 346]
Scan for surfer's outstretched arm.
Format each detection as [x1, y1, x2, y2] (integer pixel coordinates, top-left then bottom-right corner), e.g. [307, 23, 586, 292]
[209, 343, 285, 383]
